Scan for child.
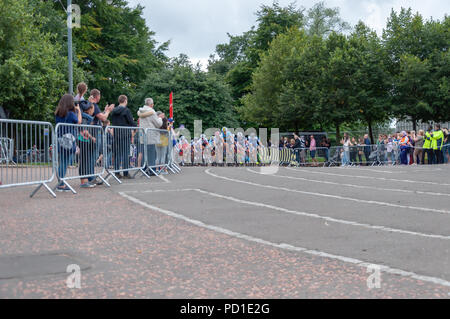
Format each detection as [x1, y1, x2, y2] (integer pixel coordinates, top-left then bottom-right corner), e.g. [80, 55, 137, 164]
[78, 102, 97, 188]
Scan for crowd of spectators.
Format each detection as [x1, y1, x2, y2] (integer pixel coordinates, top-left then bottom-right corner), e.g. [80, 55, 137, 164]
[54, 83, 171, 192]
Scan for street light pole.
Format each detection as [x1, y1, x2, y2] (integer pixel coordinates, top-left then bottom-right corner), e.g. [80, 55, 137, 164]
[67, 0, 73, 95]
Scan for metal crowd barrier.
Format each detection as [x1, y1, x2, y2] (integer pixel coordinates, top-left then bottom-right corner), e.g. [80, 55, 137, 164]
[55, 123, 110, 193]
[0, 119, 56, 197]
[0, 137, 14, 165]
[144, 128, 175, 176]
[167, 131, 181, 173]
[104, 126, 150, 184]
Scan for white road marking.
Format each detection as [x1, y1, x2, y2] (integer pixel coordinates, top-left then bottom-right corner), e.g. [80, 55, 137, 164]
[285, 167, 450, 187]
[246, 168, 450, 197]
[192, 188, 449, 240]
[156, 174, 171, 183]
[126, 187, 450, 239]
[121, 188, 196, 194]
[205, 169, 450, 215]
[119, 192, 450, 288]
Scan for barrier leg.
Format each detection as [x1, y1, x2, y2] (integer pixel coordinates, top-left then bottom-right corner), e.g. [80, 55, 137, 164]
[30, 183, 57, 199]
[98, 175, 111, 187]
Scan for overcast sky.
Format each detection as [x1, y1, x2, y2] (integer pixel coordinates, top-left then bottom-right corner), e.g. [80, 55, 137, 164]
[127, 0, 449, 68]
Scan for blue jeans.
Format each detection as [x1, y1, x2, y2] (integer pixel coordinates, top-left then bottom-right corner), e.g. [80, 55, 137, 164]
[113, 139, 130, 176]
[341, 151, 350, 165]
[146, 144, 157, 168]
[58, 149, 74, 185]
[400, 146, 409, 165]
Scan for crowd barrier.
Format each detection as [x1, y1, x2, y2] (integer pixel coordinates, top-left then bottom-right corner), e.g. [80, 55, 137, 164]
[1, 119, 181, 198]
[55, 123, 110, 193]
[0, 119, 56, 197]
[173, 143, 450, 167]
[103, 126, 150, 184]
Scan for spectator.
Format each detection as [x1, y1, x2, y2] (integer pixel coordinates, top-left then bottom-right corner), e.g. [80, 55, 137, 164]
[320, 137, 331, 164]
[431, 124, 445, 164]
[413, 130, 425, 165]
[357, 137, 364, 165]
[310, 135, 318, 166]
[55, 94, 81, 192]
[341, 133, 351, 166]
[74, 82, 88, 103]
[78, 102, 97, 188]
[399, 131, 412, 165]
[443, 128, 449, 164]
[363, 134, 371, 166]
[424, 126, 434, 164]
[293, 133, 301, 164]
[350, 137, 358, 164]
[110, 95, 135, 179]
[156, 116, 169, 171]
[137, 98, 163, 174]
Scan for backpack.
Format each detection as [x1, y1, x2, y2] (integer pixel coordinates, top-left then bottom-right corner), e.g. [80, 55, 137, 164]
[58, 133, 76, 153]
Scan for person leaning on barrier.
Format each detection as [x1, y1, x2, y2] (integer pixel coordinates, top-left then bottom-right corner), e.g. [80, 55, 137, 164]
[78, 102, 97, 188]
[156, 116, 169, 173]
[431, 124, 445, 164]
[110, 95, 136, 179]
[137, 98, 163, 174]
[55, 94, 82, 192]
[292, 133, 301, 164]
[399, 131, 412, 165]
[363, 134, 372, 166]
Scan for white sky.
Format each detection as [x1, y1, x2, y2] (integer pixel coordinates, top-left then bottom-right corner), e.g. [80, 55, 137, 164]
[127, 0, 449, 68]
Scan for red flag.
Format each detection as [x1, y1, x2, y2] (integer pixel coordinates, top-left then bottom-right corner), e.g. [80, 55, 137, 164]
[169, 92, 173, 119]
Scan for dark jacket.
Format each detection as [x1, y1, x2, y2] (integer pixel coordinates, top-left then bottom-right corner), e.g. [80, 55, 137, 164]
[110, 106, 135, 127]
[293, 138, 301, 150]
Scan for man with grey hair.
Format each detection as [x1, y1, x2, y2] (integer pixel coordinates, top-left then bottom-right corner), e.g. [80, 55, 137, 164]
[145, 98, 154, 106]
[137, 98, 164, 174]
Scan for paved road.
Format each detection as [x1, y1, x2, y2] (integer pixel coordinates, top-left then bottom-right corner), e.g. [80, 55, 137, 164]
[0, 165, 449, 298]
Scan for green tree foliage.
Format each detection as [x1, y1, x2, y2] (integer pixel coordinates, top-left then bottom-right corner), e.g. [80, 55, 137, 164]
[0, 0, 76, 121]
[209, 2, 305, 104]
[71, 0, 168, 104]
[347, 22, 392, 141]
[305, 1, 351, 37]
[383, 9, 450, 127]
[134, 55, 239, 132]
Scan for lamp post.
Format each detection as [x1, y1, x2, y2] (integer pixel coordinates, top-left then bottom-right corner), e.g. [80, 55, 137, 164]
[67, 0, 73, 95]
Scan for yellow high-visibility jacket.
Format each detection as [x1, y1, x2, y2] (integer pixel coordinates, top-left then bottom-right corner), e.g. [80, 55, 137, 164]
[431, 130, 444, 150]
[423, 132, 432, 149]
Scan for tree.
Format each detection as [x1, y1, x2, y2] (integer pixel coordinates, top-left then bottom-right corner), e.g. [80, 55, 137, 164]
[71, 0, 168, 104]
[0, 0, 81, 121]
[305, 1, 351, 37]
[209, 2, 305, 106]
[133, 55, 239, 132]
[347, 22, 392, 142]
[383, 9, 450, 127]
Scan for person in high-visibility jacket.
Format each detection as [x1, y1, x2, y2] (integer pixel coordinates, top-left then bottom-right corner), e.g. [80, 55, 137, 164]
[431, 124, 445, 164]
[423, 126, 434, 165]
[399, 131, 412, 165]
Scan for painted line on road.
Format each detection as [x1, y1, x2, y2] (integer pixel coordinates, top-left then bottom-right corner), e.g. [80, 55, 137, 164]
[120, 188, 196, 194]
[246, 168, 450, 197]
[193, 188, 449, 240]
[205, 169, 450, 215]
[119, 192, 450, 288]
[285, 167, 450, 187]
[131, 187, 450, 239]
